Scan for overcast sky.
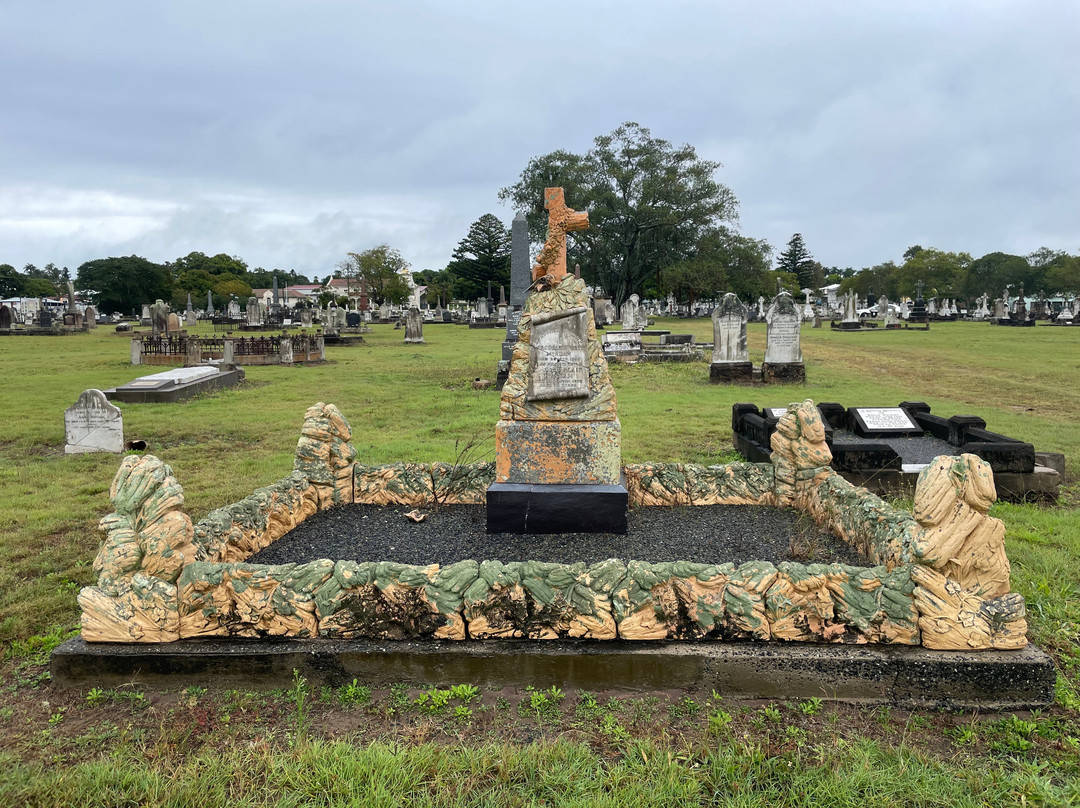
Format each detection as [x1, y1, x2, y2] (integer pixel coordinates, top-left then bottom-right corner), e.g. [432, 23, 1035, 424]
[1, 1, 1077, 278]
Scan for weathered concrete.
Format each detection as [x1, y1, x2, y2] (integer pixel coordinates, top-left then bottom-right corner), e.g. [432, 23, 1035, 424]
[495, 419, 622, 485]
[51, 636, 1054, 708]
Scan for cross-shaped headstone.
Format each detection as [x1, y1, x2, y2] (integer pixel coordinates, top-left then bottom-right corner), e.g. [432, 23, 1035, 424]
[531, 188, 589, 282]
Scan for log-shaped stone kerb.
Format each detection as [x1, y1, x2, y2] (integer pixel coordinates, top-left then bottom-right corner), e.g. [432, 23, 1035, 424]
[770, 400, 833, 508]
[192, 472, 319, 563]
[623, 462, 775, 506]
[294, 402, 357, 508]
[800, 472, 919, 567]
[77, 402, 1027, 651]
[463, 560, 623, 640]
[354, 462, 494, 507]
[78, 455, 197, 643]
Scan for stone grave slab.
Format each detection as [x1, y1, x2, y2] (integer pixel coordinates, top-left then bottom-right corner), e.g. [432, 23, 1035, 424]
[106, 365, 242, 403]
[65, 389, 124, 454]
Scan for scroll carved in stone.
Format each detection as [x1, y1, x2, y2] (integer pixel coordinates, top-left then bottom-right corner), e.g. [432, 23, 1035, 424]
[78, 455, 197, 642]
[911, 565, 1027, 650]
[770, 400, 833, 507]
[294, 402, 357, 507]
[910, 454, 1011, 599]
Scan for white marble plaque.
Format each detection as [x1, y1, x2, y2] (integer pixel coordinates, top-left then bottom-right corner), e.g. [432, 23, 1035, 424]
[65, 389, 123, 454]
[526, 307, 590, 402]
[767, 407, 789, 419]
[854, 408, 918, 431]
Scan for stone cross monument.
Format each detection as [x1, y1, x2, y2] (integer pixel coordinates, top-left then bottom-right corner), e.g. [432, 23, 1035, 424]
[488, 187, 626, 534]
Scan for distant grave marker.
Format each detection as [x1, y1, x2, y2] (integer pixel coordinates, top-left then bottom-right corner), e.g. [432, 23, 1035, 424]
[65, 389, 123, 454]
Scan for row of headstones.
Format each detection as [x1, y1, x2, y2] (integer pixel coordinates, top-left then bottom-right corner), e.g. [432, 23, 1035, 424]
[0, 303, 100, 330]
[712, 291, 803, 367]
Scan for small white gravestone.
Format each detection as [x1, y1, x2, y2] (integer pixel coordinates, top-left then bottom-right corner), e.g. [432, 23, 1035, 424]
[711, 294, 749, 363]
[65, 389, 123, 454]
[621, 294, 640, 331]
[764, 292, 803, 364]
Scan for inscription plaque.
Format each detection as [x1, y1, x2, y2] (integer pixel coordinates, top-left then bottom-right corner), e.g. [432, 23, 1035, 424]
[850, 407, 923, 437]
[526, 306, 590, 402]
[506, 308, 522, 343]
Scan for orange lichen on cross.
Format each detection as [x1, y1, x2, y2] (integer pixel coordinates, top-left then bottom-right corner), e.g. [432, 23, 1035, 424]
[532, 187, 589, 282]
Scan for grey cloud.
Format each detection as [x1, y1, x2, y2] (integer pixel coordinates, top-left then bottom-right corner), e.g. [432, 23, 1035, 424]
[1, 0, 1076, 273]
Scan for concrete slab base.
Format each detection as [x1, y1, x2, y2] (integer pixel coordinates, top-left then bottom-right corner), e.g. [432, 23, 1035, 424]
[51, 637, 1055, 708]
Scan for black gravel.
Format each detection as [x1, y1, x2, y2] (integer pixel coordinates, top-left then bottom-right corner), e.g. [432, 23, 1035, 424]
[246, 504, 867, 567]
[830, 429, 956, 465]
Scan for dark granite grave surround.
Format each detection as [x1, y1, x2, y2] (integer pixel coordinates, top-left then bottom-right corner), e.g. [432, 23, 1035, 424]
[486, 481, 628, 534]
[731, 402, 1056, 500]
[829, 443, 903, 473]
[50, 637, 1056, 708]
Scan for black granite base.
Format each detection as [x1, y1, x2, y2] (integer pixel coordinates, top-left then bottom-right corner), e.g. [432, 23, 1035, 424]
[710, 362, 753, 383]
[50, 637, 1056, 708]
[486, 481, 628, 534]
[761, 362, 806, 383]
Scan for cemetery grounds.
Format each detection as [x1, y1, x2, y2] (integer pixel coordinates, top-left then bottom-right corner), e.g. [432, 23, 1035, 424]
[0, 319, 1079, 806]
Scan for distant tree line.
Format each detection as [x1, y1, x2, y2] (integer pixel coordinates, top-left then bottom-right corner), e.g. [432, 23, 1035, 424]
[773, 236, 1080, 303]
[0, 253, 313, 314]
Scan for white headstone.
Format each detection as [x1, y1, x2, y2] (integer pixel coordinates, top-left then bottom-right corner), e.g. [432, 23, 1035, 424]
[711, 294, 749, 363]
[842, 289, 859, 324]
[404, 306, 425, 343]
[764, 292, 803, 364]
[621, 294, 640, 331]
[65, 389, 124, 454]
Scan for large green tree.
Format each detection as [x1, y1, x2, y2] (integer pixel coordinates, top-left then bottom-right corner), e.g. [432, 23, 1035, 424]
[776, 234, 818, 289]
[1044, 254, 1080, 295]
[342, 245, 411, 306]
[76, 255, 171, 314]
[498, 122, 738, 306]
[964, 252, 1030, 299]
[899, 248, 973, 300]
[171, 251, 249, 277]
[445, 214, 511, 301]
[0, 264, 23, 297]
[655, 226, 772, 303]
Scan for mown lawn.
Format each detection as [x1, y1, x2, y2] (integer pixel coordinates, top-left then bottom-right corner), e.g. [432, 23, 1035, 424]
[1, 319, 1078, 806]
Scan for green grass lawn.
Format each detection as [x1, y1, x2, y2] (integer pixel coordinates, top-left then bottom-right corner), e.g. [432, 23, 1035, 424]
[1, 319, 1079, 806]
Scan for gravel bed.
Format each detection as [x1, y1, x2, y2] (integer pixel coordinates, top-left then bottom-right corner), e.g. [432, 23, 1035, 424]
[830, 429, 955, 465]
[246, 504, 867, 568]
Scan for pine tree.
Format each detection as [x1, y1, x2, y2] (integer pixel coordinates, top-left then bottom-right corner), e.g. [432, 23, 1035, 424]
[777, 234, 816, 289]
[445, 214, 511, 300]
